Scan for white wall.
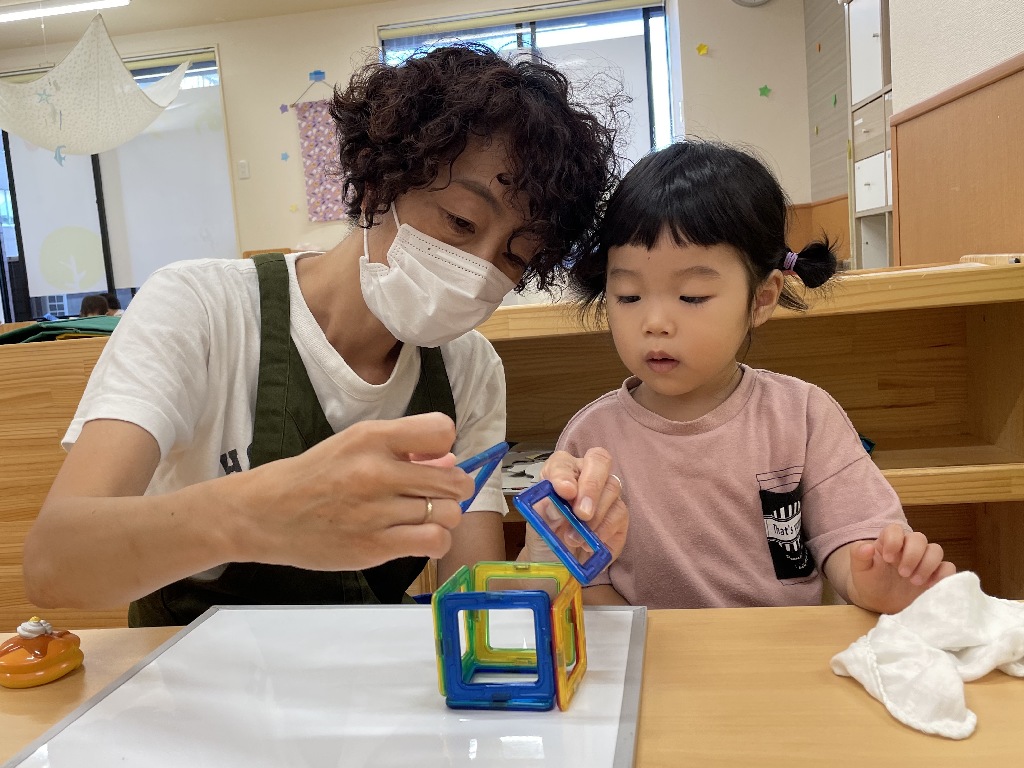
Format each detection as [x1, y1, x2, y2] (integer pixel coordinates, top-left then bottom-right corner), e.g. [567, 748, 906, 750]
[803, 0, 847, 201]
[674, 0, 811, 203]
[889, 0, 1024, 112]
[0, 0, 816, 255]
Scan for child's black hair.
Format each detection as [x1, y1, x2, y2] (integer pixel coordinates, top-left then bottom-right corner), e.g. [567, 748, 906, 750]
[569, 140, 839, 313]
[332, 43, 623, 291]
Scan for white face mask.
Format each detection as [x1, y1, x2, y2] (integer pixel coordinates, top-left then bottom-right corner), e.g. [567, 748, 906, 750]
[359, 206, 518, 347]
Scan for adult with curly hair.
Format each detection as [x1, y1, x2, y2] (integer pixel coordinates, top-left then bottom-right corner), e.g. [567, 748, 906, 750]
[24, 44, 628, 626]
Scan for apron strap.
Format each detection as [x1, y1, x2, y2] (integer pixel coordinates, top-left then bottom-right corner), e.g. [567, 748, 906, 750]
[405, 345, 456, 421]
[248, 252, 337, 468]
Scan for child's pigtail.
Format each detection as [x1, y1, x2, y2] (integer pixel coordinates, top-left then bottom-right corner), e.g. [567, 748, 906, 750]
[777, 235, 840, 311]
[783, 236, 840, 289]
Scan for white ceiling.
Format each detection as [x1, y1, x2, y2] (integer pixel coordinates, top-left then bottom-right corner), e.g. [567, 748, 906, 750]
[0, 0, 371, 53]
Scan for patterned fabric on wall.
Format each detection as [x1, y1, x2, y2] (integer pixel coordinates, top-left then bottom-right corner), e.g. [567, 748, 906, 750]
[294, 99, 346, 223]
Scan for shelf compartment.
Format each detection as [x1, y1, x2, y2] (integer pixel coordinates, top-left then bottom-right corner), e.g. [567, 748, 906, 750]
[885, 463, 1024, 506]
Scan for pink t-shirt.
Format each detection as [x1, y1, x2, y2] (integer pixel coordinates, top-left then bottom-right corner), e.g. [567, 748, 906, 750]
[546, 366, 907, 609]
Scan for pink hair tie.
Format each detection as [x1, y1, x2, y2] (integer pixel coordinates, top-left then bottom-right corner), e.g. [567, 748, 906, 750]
[783, 251, 799, 274]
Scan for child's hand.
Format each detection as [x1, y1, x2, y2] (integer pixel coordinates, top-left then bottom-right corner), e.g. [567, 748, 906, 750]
[844, 524, 956, 614]
[539, 448, 628, 560]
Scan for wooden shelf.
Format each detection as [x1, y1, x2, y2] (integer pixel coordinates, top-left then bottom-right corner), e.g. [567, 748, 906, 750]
[871, 436, 1022, 470]
[477, 302, 586, 341]
[478, 262, 1024, 342]
[884, 463, 1024, 506]
[781, 261, 1024, 318]
[871, 433, 1024, 506]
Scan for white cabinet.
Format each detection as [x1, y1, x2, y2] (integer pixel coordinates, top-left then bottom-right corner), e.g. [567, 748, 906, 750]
[852, 97, 885, 161]
[857, 214, 889, 270]
[849, 0, 883, 104]
[885, 149, 892, 206]
[854, 153, 886, 212]
[844, 0, 892, 267]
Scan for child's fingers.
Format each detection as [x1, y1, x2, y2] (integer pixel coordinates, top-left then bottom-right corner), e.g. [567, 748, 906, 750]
[592, 497, 629, 560]
[579, 471, 623, 542]
[572, 447, 614, 521]
[897, 531, 929, 577]
[908, 542, 945, 585]
[922, 560, 957, 589]
[849, 541, 876, 573]
[532, 497, 562, 525]
[876, 524, 907, 565]
[541, 450, 583, 501]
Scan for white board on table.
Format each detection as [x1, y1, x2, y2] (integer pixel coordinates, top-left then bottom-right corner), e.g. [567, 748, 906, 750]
[10, 605, 645, 767]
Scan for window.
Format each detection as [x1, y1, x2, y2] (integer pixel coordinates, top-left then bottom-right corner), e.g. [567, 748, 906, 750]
[380, 3, 672, 167]
[99, 55, 237, 297]
[0, 52, 237, 320]
[0, 189, 12, 226]
[133, 62, 220, 90]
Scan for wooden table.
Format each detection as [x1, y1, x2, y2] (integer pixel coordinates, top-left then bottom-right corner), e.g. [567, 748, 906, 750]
[2, 607, 1021, 766]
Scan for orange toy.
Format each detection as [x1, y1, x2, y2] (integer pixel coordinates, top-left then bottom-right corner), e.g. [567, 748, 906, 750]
[0, 617, 84, 689]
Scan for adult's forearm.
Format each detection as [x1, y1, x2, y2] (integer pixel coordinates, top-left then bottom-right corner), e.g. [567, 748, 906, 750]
[23, 475, 241, 609]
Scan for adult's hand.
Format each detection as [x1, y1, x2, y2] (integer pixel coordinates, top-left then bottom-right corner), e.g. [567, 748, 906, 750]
[235, 412, 475, 570]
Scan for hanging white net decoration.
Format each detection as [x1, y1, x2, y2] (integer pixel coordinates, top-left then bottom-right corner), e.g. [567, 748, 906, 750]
[0, 14, 189, 156]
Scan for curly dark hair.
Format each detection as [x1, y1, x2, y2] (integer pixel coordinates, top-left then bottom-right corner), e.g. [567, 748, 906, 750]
[331, 43, 622, 291]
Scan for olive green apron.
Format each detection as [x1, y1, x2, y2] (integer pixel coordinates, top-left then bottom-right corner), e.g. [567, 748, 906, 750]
[129, 252, 456, 626]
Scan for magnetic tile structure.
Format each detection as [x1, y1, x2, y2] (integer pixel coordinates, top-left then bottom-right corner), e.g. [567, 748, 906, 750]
[431, 561, 587, 711]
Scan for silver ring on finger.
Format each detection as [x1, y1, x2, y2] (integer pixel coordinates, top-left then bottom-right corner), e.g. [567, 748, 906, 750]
[423, 497, 433, 524]
[610, 473, 623, 492]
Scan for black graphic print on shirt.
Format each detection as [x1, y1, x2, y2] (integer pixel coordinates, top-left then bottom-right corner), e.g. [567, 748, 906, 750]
[757, 466, 816, 580]
[218, 444, 254, 476]
[219, 448, 243, 475]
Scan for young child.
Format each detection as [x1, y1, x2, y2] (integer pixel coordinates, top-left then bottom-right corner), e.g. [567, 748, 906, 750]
[531, 141, 955, 614]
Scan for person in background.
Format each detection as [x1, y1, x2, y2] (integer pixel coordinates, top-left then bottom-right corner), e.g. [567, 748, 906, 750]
[103, 293, 124, 316]
[25, 43, 627, 627]
[78, 295, 109, 317]
[529, 140, 954, 614]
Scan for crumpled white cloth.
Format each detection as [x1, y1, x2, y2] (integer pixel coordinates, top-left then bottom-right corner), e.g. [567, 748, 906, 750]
[830, 571, 1024, 739]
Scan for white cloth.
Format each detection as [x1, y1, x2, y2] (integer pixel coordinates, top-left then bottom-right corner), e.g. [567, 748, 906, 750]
[0, 15, 188, 155]
[64, 253, 508, 577]
[831, 571, 1024, 739]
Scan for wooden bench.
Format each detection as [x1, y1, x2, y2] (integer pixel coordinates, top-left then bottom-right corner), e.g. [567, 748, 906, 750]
[0, 321, 37, 336]
[0, 337, 126, 631]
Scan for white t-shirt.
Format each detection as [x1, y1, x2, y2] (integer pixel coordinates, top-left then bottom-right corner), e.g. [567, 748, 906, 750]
[64, 253, 507, 519]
